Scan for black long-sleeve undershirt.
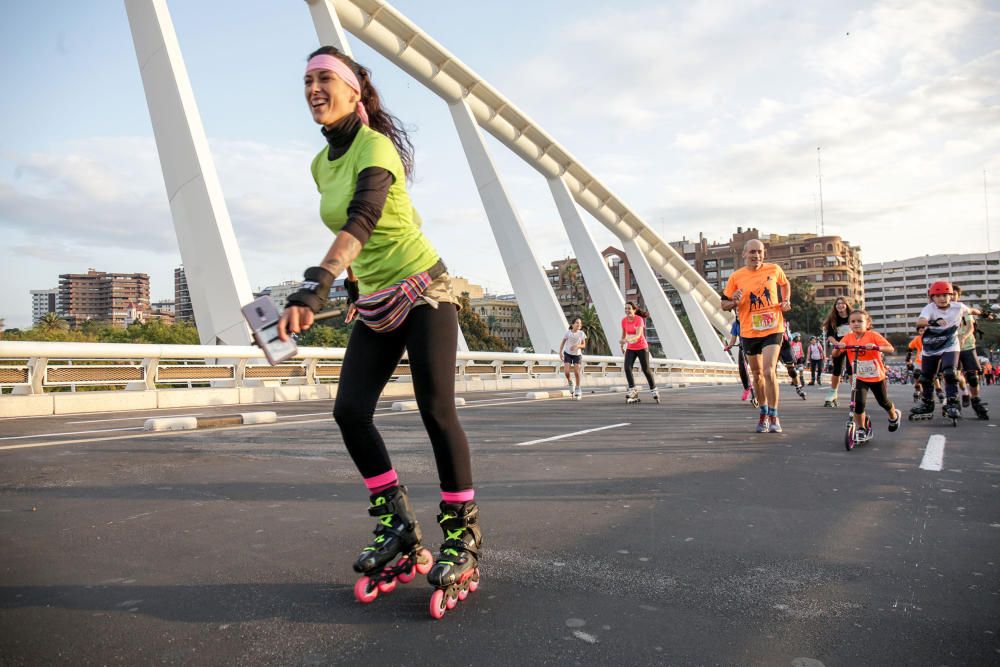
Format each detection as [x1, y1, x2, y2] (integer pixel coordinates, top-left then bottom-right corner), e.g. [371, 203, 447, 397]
[320, 113, 394, 246]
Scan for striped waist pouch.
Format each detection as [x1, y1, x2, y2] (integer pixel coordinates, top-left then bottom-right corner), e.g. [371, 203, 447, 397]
[354, 260, 447, 333]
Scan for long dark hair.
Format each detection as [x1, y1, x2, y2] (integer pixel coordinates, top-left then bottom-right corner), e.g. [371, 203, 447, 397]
[822, 296, 852, 332]
[308, 46, 414, 180]
[625, 301, 649, 319]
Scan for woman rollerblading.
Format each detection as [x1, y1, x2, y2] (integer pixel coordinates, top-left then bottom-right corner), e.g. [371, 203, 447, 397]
[620, 302, 657, 404]
[280, 46, 483, 618]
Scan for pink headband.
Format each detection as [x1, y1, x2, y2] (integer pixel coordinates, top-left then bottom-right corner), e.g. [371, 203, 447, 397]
[306, 54, 369, 126]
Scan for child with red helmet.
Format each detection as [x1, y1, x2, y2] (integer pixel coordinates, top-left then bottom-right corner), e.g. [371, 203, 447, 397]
[910, 281, 971, 420]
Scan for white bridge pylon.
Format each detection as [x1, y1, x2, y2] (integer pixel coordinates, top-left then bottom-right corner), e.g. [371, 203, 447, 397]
[126, 0, 734, 363]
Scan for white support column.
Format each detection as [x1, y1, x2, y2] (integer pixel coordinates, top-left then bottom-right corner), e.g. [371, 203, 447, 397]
[124, 0, 253, 346]
[622, 238, 698, 361]
[305, 0, 353, 55]
[548, 177, 623, 353]
[449, 99, 567, 352]
[678, 291, 732, 363]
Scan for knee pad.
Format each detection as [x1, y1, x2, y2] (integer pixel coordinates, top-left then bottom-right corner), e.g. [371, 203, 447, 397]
[965, 369, 979, 387]
[942, 368, 958, 385]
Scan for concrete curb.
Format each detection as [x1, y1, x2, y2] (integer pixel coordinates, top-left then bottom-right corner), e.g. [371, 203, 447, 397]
[525, 390, 572, 400]
[143, 411, 277, 432]
[391, 398, 466, 412]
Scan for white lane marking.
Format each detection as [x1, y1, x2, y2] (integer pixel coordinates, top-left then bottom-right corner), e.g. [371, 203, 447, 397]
[515, 422, 630, 447]
[66, 414, 202, 424]
[920, 434, 946, 471]
[0, 426, 143, 442]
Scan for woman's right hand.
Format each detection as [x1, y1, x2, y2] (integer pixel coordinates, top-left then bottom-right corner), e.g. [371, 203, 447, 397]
[278, 305, 315, 341]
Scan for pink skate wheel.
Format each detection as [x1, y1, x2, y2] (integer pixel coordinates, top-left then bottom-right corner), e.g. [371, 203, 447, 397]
[354, 576, 378, 604]
[458, 588, 468, 601]
[416, 548, 434, 575]
[429, 589, 447, 619]
[446, 592, 458, 609]
[469, 569, 480, 592]
[377, 578, 397, 594]
[397, 563, 415, 584]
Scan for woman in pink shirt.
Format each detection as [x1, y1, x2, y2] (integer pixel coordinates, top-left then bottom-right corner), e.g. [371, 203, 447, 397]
[620, 301, 659, 403]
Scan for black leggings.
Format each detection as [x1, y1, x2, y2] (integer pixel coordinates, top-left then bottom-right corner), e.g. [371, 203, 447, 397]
[853, 379, 894, 416]
[810, 359, 823, 383]
[921, 352, 959, 400]
[738, 350, 750, 390]
[624, 348, 655, 389]
[333, 304, 472, 492]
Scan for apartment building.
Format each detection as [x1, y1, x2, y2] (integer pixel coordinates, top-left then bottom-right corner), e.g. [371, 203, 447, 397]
[670, 228, 864, 308]
[58, 269, 150, 328]
[864, 252, 1000, 335]
[30, 288, 59, 325]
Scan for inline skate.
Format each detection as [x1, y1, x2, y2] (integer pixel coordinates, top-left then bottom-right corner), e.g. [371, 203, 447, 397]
[427, 500, 482, 619]
[650, 388, 660, 404]
[823, 388, 838, 408]
[574, 386, 582, 401]
[352, 485, 433, 604]
[971, 397, 989, 420]
[625, 387, 641, 404]
[909, 398, 934, 421]
[794, 383, 807, 400]
[943, 396, 961, 426]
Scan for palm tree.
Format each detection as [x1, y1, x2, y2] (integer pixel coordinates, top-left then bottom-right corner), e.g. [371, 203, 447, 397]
[561, 260, 582, 307]
[38, 312, 69, 332]
[579, 304, 609, 355]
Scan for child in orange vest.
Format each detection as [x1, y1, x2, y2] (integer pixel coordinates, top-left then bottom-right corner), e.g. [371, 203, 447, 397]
[831, 309, 901, 440]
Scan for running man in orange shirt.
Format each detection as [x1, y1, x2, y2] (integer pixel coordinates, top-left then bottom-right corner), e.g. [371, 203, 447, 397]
[722, 239, 791, 433]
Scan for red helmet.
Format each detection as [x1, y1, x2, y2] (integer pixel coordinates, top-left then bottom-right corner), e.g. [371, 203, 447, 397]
[928, 281, 953, 296]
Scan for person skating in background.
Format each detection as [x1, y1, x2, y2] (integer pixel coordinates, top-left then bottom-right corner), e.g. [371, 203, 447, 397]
[807, 335, 825, 386]
[559, 317, 587, 400]
[822, 297, 854, 407]
[620, 302, 659, 404]
[723, 317, 754, 404]
[910, 281, 970, 422]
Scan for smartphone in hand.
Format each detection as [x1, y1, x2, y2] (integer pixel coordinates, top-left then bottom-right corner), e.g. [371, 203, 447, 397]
[241, 296, 298, 366]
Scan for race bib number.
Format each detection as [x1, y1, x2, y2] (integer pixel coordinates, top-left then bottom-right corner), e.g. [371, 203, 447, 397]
[751, 312, 777, 332]
[856, 359, 880, 380]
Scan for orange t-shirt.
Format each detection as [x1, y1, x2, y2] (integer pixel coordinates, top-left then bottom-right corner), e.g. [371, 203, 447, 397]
[907, 336, 923, 365]
[841, 330, 891, 382]
[723, 263, 789, 338]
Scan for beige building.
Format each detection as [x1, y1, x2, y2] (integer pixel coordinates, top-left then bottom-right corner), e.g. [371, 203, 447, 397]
[58, 269, 150, 328]
[670, 228, 864, 309]
[450, 275, 484, 300]
[469, 295, 528, 349]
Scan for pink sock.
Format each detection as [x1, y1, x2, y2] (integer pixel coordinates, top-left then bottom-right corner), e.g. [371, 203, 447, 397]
[441, 489, 475, 503]
[364, 469, 398, 494]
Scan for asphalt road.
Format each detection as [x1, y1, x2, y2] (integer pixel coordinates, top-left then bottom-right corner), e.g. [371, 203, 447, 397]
[1, 383, 998, 666]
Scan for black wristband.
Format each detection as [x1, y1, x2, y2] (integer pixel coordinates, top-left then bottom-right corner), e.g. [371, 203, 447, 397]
[345, 278, 359, 305]
[285, 266, 335, 314]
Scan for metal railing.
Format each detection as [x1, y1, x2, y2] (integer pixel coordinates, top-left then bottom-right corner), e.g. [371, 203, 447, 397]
[0, 341, 738, 395]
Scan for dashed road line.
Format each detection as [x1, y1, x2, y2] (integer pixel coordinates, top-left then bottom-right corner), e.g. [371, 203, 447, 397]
[920, 434, 946, 471]
[515, 422, 631, 447]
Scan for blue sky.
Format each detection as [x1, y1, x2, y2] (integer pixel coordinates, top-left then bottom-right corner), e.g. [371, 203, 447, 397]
[1, 0, 999, 328]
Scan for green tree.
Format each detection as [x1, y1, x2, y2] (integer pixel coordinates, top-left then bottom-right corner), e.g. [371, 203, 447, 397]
[786, 277, 823, 336]
[578, 304, 609, 355]
[299, 323, 349, 348]
[457, 293, 507, 351]
[38, 312, 70, 332]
